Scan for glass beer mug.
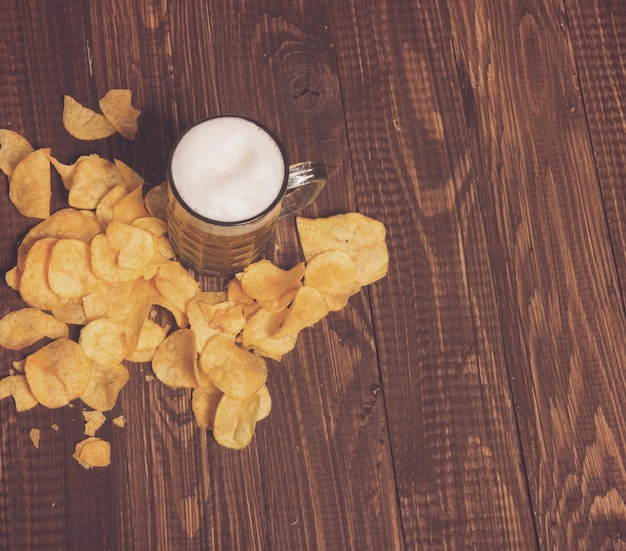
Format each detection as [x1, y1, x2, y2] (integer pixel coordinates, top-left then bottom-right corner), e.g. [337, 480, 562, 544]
[166, 115, 327, 277]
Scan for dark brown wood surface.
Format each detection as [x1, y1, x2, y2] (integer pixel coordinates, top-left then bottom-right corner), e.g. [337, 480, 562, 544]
[1, 1, 626, 549]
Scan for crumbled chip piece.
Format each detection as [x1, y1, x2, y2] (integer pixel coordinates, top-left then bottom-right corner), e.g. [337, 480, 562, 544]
[72, 437, 111, 469]
[30, 428, 41, 449]
[83, 410, 106, 436]
[112, 415, 125, 428]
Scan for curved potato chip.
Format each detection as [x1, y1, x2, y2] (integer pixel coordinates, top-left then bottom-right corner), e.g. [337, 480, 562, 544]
[274, 286, 329, 339]
[127, 318, 168, 363]
[73, 437, 111, 469]
[241, 308, 297, 361]
[199, 334, 267, 400]
[132, 216, 167, 237]
[80, 361, 129, 411]
[212, 393, 260, 450]
[68, 155, 126, 209]
[303, 250, 361, 311]
[155, 262, 200, 313]
[0, 374, 38, 412]
[48, 238, 99, 298]
[24, 338, 92, 408]
[191, 382, 223, 430]
[96, 184, 129, 227]
[90, 233, 146, 282]
[106, 221, 155, 271]
[144, 182, 167, 222]
[187, 292, 244, 353]
[296, 213, 389, 286]
[0, 307, 68, 350]
[151, 328, 199, 388]
[20, 237, 71, 311]
[9, 148, 52, 219]
[51, 301, 89, 326]
[239, 260, 304, 302]
[112, 186, 149, 224]
[0, 129, 34, 177]
[17, 208, 102, 271]
[114, 159, 144, 190]
[79, 318, 126, 365]
[256, 385, 272, 422]
[63, 95, 116, 140]
[98, 89, 141, 140]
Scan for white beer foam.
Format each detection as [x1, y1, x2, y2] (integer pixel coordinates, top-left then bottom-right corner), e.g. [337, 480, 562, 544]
[171, 117, 285, 222]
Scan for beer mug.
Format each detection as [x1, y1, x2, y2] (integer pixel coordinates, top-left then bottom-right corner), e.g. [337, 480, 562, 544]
[166, 115, 327, 276]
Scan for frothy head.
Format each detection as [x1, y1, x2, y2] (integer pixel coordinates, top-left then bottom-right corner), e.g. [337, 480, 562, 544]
[169, 116, 287, 223]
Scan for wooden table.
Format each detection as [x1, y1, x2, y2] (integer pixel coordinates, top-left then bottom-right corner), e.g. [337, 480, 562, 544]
[2, 1, 626, 549]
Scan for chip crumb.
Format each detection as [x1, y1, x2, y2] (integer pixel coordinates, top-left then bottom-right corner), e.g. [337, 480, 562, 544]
[112, 415, 125, 428]
[72, 437, 111, 469]
[51, 423, 60, 431]
[145, 374, 154, 382]
[29, 428, 40, 448]
[83, 410, 106, 436]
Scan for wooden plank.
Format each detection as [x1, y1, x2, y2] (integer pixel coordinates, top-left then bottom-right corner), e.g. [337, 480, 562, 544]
[448, 0, 626, 548]
[0, 2, 132, 551]
[331, 0, 537, 548]
[85, 0, 403, 549]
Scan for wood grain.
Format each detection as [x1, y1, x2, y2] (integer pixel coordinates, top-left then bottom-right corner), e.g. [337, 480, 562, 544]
[1, 0, 626, 549]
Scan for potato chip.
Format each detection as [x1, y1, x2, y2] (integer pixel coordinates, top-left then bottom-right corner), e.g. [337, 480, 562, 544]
[187, 292, 244, 352]
[142, 277, 188, 328]
[48, 238, 99, 298]
[0, 307, 68, 350]
[63, 95, 116, 140]
[17, 208, 102, 271]
[0, 129, 34, 177]
[112, 415, 125, 428]
[51, 301, 89, 326]
[239, 260, 304, 302]
[106, 221, 155, 271]
[151, 328, 199, 388]
[68, 155, 126, 209]
[9, 148, 52, 219]
[30, 428, 41, 448]
[95, 184, 129, 227]
[199, 334, 267, 400]
[112, 186, 149, 224]
[303, 250, 361, 311]
[19, 237, 71, 312]
[127, 318, 168, 363]
[79, 318, 126, 365]
[82, 409, 106, 436]
[144, 182, 167, 222]
[0, 374, 38, 412]
[274, 286, 329, 339]
[191, 382, 223, 430]
[297, 213, 389, 285]
[256, 385, 272, 421]
[5, 265, 21, 291]
[132, 216, 167, 237]
[154, 262, 200, 314]
[24, 338, 91, 408]
[80, 362, 129, 412]
[98, 89, 141, 140]
[90, 233, 147, 282]
[241, 308, 297, 361]
[73, 437, 111, 469]
[114, 159, 144, 190]
[212, 393, 260, 450]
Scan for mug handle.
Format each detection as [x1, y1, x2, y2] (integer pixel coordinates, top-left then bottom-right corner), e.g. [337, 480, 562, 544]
[279, 161, 328, 219]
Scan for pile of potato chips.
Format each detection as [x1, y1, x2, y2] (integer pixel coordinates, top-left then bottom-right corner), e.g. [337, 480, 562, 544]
[0, 91, 389, 466]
